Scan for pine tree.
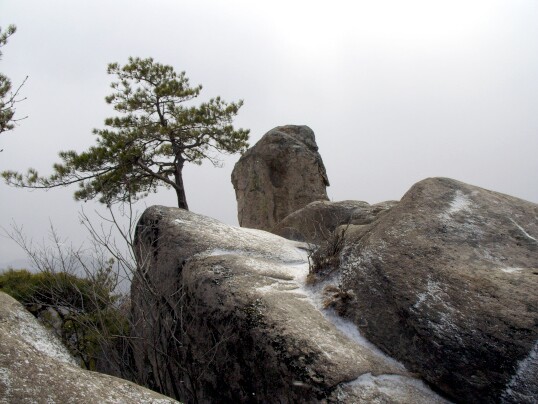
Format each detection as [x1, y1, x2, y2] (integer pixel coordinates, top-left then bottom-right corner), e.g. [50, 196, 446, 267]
[0, 24, 26, 135]
[2, 57, 249, 209]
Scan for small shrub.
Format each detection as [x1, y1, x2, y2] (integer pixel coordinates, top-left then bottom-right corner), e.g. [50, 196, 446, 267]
[321, 284, 355, 316]
[307, 225, 348, 284]
[0, 268, 37, 302]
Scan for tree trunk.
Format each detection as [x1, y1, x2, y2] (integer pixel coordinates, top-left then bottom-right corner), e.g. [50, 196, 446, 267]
[174, 162, 189, 210]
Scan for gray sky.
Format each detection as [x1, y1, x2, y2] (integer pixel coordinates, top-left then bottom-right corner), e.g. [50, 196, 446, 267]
[1, 0, 537, 266]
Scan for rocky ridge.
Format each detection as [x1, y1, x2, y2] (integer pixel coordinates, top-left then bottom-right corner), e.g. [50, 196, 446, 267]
[131, 206, 448, 403]
[128, 176, 538, 403]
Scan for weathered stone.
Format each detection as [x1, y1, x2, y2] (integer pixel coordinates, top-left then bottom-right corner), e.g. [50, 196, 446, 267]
[231, 125, 329, 231]
[131, 206, 448, 403]
[0, 291, 177, 404]
[338, 177, 538, 403]
[272, 199, 398, 244]
[351, 200, 399, 225]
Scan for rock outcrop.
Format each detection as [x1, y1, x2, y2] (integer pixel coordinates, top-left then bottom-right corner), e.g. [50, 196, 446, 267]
[272, 199, 398, 244]
[337, 177, 538, 403]
[231, 125, 329, 231]
[0, 291, 177, 403]
[131, 206, 447, 403]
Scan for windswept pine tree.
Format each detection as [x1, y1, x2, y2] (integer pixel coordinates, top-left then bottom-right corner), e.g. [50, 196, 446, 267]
[2, 57, 249, 209]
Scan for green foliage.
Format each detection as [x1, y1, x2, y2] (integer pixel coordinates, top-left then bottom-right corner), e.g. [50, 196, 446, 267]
[0, 268, 36, 302]
[0, 72, 14, 133]
[0, 268, 128, 371]
[0, 267, 115, 311]
[0, 24, 23, 135]
[2, 57, 249, 208]
[0, 25, 16, 51]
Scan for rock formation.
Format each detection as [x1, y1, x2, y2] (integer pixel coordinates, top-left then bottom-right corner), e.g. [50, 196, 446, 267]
[337, 177, 538, 403]
[231, 125, 329, 231]
[0, 291, 177, 403]
[131, 206, 447, 403]
[272, 199, 398, 244]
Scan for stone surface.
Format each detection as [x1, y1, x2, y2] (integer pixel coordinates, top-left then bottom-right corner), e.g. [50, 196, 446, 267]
[131, 206, 448, 403]
[0, 291, 177, 404]
[231, 125, 329, 231]
[272, 199, 398, 244]
[338, 177, 538, 403]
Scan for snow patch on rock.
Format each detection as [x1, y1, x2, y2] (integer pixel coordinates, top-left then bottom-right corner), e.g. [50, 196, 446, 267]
[501, 267, 525, 274]
[439, 190, 475, 226]
[297, 277, 404, 371]
[349, 372, 437, 394]
[510, 219, 537, 243]
[502, 340, 538, 402]
[324, 307, 406, 371]
[174, 213, 308, 264]
[230, 240, 409, 373]
[411, 276, 462, 341]
[481, 250, 533, 275]
[7, 304, 76, 366]
[413, 277, 443, 310]
[447, 191, 473, 215]
[335, 372, 451, 403]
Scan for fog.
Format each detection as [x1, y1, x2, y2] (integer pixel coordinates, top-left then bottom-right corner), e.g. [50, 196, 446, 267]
[1, 0, 537, 266]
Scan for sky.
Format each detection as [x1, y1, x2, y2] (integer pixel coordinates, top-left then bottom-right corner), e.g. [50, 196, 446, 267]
[1, 0, 537, 267]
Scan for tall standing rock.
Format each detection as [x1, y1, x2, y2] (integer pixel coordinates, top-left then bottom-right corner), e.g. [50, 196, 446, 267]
[231, 125, 329, 231]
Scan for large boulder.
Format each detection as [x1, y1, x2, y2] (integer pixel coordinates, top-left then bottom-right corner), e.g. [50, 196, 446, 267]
[131, 206, 447, 403]
[231, 125, 330, 231]
[338, 177, 538, 403]
[0, 291, 177, 403]
[272, 199, 398, 244]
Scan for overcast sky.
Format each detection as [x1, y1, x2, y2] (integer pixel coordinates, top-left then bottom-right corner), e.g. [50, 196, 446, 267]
[1, 0, 537, 266]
